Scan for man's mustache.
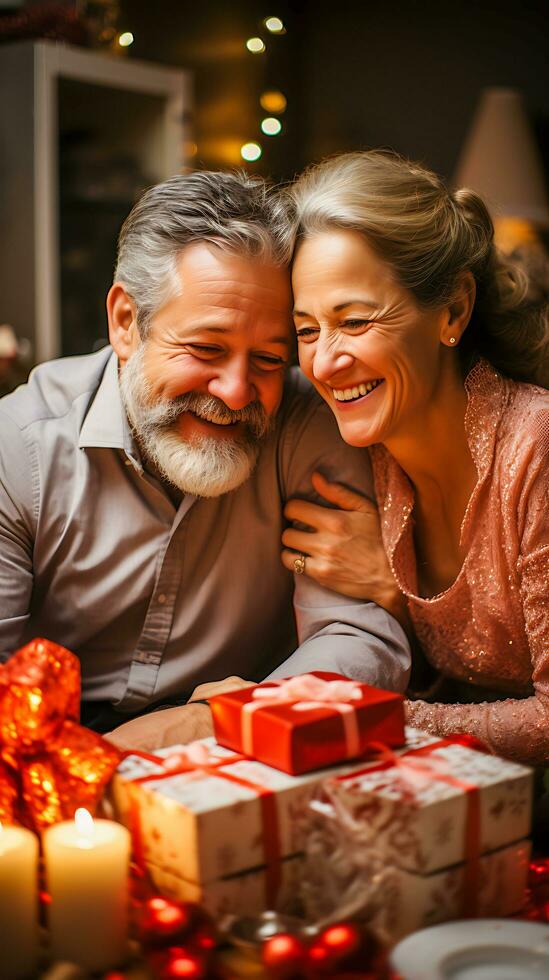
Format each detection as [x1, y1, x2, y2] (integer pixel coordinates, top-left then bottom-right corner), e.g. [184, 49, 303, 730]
[140, 391, 271, 440]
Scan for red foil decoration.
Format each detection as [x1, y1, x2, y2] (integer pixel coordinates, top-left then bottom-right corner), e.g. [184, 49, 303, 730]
[0, 638, 121, 832]
[210, 672, 405, 775]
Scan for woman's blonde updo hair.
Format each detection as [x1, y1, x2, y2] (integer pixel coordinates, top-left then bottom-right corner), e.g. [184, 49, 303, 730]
[289, 150, 549, 387]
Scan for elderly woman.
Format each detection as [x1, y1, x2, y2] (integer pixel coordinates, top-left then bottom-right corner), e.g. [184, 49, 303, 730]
[281, 150, 549, 766]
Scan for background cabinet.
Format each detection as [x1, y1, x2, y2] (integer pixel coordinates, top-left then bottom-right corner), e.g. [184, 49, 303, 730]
[0, 40, 191, 362]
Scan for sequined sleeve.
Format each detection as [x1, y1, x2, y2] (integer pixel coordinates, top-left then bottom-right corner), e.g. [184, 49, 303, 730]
[406, 428, 549, 766]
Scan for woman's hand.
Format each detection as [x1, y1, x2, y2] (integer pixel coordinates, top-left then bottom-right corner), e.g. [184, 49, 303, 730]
[281, 472, 410, 632]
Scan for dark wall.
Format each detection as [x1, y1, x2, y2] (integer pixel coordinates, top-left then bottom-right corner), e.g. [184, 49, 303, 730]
[120, 0, 549, 183]
[297, 0, 549, 179]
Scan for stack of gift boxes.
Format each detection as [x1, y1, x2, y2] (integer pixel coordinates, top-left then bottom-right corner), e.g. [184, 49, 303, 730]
[111, 672, 533, 943]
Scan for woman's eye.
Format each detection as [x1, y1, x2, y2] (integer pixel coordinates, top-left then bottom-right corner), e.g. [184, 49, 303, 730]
[296, 327, 319, 341]
[342, 319, 371, 330]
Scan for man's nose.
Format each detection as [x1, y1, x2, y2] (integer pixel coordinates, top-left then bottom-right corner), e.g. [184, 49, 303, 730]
[208, 360, 256, 410]
[312, 336, 354, 383]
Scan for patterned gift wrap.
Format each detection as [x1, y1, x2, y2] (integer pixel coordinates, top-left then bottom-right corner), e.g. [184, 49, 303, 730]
[328, 733, 533, 873]
[381, 839, 531, 942]
[297, 729, 534, 942]
[111, 738, 366, 890]
[144, 854, 305, 919]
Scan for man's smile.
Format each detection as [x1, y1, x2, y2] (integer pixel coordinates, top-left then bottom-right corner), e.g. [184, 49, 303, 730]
[187, 408, 240, 427]
[176, 412, 244, 439]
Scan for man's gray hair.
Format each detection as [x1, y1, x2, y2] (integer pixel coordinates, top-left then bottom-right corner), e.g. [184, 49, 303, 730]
[114, 170, 292, 337]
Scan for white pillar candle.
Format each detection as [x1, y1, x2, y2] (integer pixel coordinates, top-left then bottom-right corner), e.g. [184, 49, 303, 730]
[43, 808, 131, 972]
[0, 823, 39, 979]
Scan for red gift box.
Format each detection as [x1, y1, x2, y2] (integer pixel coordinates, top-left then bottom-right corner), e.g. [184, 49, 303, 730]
[209, 672, 405, 775]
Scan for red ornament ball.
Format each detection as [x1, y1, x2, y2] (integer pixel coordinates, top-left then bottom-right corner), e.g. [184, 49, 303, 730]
[312, 921, 383, 974]
[139, 895, 193, 944]
[138, 894, 217, 952]
[148, 945, 206, 980]
[308, 940, 334, 971]
[530, 859, 549, 890]
[262, 932, 307, 977]
[319, 922, 361, 958]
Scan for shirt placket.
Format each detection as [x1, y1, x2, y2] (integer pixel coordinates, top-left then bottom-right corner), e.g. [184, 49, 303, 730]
[120, 494, 195, 710]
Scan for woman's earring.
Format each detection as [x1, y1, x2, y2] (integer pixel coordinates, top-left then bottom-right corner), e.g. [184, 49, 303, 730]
[449, 336, 457, 345]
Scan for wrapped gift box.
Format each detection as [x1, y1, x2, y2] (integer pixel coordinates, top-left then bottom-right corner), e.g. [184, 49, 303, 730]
[299, 729, 533, 942]
[145, 855, 304, 919]
[209, 671, 405, 775]
[383, 839, 531, 942]
[110, 737, 366, 896]
[327, 730, 533, 873]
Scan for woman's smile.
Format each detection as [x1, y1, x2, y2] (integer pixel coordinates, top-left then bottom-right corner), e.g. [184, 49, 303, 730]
[331, 378, 385, 404]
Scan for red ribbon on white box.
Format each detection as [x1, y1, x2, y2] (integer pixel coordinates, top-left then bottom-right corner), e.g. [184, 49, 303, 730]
[241, 673, 364, 759]
[337, 737, 483, 917]
[123, 741, 283, 906]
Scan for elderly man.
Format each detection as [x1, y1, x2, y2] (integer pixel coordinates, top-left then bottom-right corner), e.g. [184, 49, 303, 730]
[0, 171, 409, 749]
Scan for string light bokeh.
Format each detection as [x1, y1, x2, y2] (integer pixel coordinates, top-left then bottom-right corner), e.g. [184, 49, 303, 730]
[115, 2, 299, 177]
[240, 12, 288, 163]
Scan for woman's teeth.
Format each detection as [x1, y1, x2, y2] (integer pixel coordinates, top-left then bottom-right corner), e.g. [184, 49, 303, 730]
[333, 379, 383, 402]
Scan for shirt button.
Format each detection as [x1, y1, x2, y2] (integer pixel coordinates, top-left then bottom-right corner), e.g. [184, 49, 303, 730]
[157, 593, 167, 605]
[125, 459, 132, 466]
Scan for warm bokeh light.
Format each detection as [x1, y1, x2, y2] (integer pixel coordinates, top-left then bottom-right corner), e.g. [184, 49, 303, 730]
[118, 32, 134, 47]
[246, 37, 266, 53]
[240, 142, 262, 162]
[260, 90, 287, 114]
[264, 16, 285, 33]
[261, 117, 282, 136]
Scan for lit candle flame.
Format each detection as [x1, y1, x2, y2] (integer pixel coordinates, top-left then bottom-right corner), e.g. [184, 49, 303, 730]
[74, 807, 94, 846]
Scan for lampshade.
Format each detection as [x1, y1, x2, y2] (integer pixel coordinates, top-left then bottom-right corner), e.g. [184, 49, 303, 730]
[454, 88, 549, 226]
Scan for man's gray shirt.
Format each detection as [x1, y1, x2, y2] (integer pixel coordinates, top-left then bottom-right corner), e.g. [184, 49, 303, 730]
[0, 347, 410, 712]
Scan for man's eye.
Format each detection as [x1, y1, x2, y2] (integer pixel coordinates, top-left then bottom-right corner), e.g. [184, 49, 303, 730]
[255, 354, 286, 370]
[187, 345, 222, 356]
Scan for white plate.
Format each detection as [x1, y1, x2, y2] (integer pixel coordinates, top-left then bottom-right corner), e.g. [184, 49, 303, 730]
[390, 919, 549, 980]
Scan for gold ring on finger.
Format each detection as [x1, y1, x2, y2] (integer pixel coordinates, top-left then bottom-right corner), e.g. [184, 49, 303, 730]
[294, 553, 307, 575]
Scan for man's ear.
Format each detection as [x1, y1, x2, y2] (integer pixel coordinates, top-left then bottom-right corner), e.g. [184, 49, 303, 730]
[107, 283, 140, 366]
[440, 271, 476, 348]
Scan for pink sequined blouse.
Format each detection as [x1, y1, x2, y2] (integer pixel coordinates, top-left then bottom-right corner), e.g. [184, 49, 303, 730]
[369, 359, 549, 765]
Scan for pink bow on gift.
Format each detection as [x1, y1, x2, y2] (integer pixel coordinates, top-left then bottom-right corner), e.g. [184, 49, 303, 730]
[251, 674, 363, 705]
[364, 741, 472, 797]
[242, 674, 364, 758]
[384, 749, 456, 795]
[141, 741, 238, 787]
[123, 740, 240, 791]
[162, 741, 216, 772]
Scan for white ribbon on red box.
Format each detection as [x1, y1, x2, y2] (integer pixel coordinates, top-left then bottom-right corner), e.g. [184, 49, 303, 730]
[241, 673, 363, 758]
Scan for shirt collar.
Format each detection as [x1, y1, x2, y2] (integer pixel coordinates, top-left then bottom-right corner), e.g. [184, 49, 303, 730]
[79, 348, 136, 455]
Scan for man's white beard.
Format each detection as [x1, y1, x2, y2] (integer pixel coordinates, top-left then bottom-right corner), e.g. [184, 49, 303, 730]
[119, 345, 272, 498]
